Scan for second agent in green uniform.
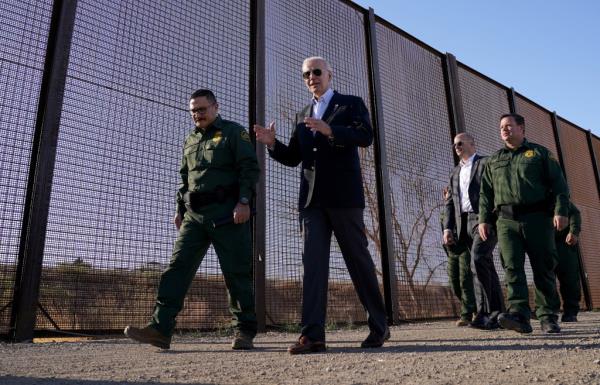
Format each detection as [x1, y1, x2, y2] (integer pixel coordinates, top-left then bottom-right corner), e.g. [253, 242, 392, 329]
[479, 113, 569, 334]
[124, 89, 260, 350]
[555, 201, 582, 322]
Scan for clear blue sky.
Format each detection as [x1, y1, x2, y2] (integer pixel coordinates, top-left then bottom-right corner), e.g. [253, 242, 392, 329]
[353, 0, 600, 137]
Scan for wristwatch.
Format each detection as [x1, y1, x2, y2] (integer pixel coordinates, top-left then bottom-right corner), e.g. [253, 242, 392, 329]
[239, 197, 250, 205]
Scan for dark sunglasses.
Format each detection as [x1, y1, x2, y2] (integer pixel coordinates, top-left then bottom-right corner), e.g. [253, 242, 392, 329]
[302, 69, 322, 79]
[452, 141, 464, 148]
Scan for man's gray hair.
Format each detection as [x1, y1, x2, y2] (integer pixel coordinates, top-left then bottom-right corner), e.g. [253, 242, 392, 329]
[303, 56, 332, 72]
[456, 132, 475, 143]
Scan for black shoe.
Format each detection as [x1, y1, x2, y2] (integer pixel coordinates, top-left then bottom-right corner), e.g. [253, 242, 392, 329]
[485, 318, 500, 330]
[360, 328, 390, 348]
[469, 313, 490, 330]
[561, 314, 578, 323]
[498, 312, 533, 334]
[540, 319, 561, 334]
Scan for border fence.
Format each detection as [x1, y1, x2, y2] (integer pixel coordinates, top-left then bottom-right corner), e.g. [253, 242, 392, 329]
[1, 0, 598, 341]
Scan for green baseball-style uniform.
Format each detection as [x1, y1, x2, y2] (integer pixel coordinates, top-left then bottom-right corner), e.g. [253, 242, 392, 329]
[479, 139, 569, 321]
[150, 115, 260, 337]
[555, 201, 582, 317]
[440, 212, 476, 320]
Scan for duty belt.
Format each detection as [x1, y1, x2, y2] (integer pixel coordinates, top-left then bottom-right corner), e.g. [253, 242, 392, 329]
[184, 184, 239, 212]
[497, 201, 550, 220]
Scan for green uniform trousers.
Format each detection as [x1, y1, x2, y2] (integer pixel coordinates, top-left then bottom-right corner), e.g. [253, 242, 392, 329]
[555, 230, 581, 316]
[150, 210, 256, 337]
[497, 212, 559, 321]
[444, 242, 476, 319]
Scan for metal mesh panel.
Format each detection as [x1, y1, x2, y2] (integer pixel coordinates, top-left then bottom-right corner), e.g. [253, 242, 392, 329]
[36, 0, 250, 331]
[375, 23, 457, 319]
[558, 119, 599, 208]
[515, 95, 558, 156]
[578, 201, 600, 307]
[557, 120, 600, 308]
[457, 65, 508, 155]
[264, 0, 380, 325]
[593, 136, 600, 178]
[0, 0, 53, 334]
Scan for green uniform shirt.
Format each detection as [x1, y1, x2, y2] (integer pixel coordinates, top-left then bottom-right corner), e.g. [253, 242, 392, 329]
[176, 115, 259, 213]
[479, 139, 569, 224]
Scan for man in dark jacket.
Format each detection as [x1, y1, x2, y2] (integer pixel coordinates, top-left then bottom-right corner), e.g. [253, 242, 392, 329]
[443, 133, 504, 329]
[254, 56, 388, 354]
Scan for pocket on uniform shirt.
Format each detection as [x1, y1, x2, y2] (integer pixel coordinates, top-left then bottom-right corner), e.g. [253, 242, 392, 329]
[184, 144, 199, 164]
[520, 158, 543, 179]
[203, 145, 228, 166]
[491, 160, 510, 169]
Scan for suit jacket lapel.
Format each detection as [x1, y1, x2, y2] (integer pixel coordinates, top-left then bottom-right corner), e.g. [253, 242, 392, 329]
[469, 154, 480, 184]
[452, 166, 461, 208]
[299, 104, 312, 120]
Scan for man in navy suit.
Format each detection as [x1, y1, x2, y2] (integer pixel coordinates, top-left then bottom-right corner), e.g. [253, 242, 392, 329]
[443, 133, 505, 329]
[254, 56, 389, 354]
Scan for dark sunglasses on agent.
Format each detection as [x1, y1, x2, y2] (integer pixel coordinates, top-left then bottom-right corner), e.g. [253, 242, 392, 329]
[452, 141, 465, 148]
[302, 68, 323, 79]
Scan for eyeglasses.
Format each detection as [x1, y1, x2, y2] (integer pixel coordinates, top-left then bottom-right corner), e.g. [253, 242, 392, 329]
[452, 141, 464, 148]
[190, 103, 215, 115]
[302, 68, 323, 79]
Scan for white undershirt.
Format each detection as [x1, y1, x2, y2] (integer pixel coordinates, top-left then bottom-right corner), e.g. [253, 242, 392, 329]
[459, 153, 476, 213]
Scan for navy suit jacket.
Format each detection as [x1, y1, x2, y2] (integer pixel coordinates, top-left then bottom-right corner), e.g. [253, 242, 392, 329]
[269, 91, 373, 211]
[443, 154, 488, 236]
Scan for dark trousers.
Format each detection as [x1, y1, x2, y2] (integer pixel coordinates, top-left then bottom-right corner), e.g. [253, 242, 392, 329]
[150, 211, 257, 337]
[497, 212, 560, 321]
[299, 207, 387, 342]
[459, 213, 505, 319]
[555, 230, 581, 316]
[444, 241, 476, 319]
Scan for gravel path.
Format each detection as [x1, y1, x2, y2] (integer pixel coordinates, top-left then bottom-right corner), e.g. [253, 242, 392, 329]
[1, 312, 599, 385]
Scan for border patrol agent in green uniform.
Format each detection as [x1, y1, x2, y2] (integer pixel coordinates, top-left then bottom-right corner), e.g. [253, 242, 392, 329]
[555, 201, 582, 322]
[441, 187, 476, 326]
[479, 113, 569, 334]
[125, 89, 260, 350]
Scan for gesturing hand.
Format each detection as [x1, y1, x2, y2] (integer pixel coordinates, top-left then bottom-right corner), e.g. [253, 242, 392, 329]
[254, 121, 276, 147]
[304, 117, 332, 137]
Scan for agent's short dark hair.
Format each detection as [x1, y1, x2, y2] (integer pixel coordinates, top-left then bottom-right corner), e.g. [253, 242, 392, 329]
[500, 113, 525, 126]
[190, 89, 217, 104]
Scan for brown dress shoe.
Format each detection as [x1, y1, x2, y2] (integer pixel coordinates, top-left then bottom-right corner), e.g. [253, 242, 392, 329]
[287, 336, 326, 355]
[124, 325, 171, 349]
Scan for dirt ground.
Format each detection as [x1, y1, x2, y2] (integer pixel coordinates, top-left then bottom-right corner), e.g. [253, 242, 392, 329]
[1, 312, 599, 385]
